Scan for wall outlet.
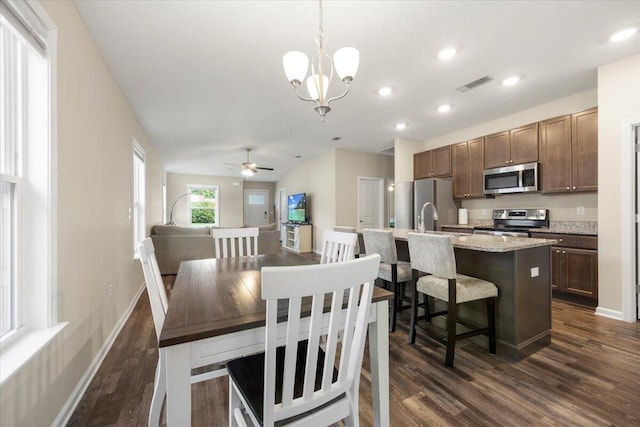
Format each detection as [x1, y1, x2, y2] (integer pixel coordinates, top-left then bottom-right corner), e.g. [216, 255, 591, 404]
[530, 267, 539, 278]
[109, 284, 113, 299]
[577, 206, 585, 216]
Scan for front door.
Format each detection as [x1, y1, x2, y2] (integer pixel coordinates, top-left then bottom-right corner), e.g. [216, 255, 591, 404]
[358, 177, 384, 229]
[244, 189, 269, 226]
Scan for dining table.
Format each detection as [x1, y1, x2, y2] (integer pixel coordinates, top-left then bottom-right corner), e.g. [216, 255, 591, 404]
[159, 251, 393, 426]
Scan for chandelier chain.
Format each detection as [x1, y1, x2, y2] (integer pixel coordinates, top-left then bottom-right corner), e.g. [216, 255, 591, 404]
[318, 0, 324, 48]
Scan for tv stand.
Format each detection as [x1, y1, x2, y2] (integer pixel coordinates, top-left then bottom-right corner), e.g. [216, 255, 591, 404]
[283, 223, 312, 253]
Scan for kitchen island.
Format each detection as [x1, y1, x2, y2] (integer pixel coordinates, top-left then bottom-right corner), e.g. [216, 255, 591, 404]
[383, 229, 556, 361]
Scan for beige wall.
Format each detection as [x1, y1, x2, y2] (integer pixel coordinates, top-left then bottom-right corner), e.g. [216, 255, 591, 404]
[276, 149, 393, 251]
[335, 149, 395, 228]
[276, 150, 336, 251]
[597, 52, 640, 316]
[244, 181, 276, 224]
[0, 2, 164, 426]
[167, 173, 245, 227]
[395, 90, 599, 223]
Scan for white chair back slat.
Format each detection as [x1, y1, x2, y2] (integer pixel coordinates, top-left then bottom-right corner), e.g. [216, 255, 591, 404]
[320, 230, 357, 264]
[211, 227, 259, 258]
[281, 296, 302, 408]
[138, 238, 168, 342]
[303, 293, 325, 400]
[261, 254, 380, 424]
[321, 289, 343, 391]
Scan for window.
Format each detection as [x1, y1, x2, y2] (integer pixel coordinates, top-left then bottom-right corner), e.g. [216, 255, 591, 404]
[133, 140, 145, 259]
[0, 0, 59, 361]
[188, 185, 218, 226]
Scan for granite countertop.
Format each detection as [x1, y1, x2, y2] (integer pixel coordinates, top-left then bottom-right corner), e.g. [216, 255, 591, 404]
[440, 220, 598, 236]
[389, 228, 556, 253]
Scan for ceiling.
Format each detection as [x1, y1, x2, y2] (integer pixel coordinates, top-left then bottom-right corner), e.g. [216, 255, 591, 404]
[73, 1, 640, 182]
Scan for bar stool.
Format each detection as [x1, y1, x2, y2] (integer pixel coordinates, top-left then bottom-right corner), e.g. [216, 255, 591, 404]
[363, 229, 412, 332]
[407, 232, 498, 367]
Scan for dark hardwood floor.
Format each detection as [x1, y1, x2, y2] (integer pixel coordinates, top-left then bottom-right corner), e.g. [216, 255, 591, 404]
[68, 274, 640, 426]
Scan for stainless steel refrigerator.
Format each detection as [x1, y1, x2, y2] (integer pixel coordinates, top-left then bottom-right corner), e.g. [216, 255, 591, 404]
[395, 178, 458, 230]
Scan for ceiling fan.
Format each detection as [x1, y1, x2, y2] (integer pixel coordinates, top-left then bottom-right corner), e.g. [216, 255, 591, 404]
[225, 148, 274, 177]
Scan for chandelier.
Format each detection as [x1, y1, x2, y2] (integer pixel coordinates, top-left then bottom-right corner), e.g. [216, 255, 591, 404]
[282, 0, 359, 122]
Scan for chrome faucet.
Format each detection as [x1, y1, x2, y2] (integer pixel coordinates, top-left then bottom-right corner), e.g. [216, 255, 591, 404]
[418, 202, 439, 232]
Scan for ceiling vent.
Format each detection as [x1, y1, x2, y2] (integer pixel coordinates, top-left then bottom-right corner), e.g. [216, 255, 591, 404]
[456, 75, 494, 93]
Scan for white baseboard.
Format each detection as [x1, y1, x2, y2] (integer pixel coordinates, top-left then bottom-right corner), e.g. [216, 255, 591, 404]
[53, 283, 146, 427]
[595, 306, 624, 321]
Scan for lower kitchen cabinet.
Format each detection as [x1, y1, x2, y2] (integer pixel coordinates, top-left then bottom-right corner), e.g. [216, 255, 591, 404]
[532, 232, 598, 306]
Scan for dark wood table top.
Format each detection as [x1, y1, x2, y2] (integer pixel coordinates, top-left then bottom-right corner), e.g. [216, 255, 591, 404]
[159, 252, 393, 348]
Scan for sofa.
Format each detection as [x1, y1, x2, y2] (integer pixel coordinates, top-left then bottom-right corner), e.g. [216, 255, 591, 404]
[150, 223, 281, 274]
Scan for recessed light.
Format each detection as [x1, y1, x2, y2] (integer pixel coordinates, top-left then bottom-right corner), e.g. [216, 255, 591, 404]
[438, 47, 457, 60]
[395, 123, 407, 130]
[378, 86, 392, 96]
[609, 27, 638, 42]
[438, 104, 451, 113]
[502, 76, 520, 86]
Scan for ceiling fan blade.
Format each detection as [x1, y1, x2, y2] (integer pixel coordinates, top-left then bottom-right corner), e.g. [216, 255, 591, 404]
[255, 166, 274, 171]
[224, 162, 240, 166]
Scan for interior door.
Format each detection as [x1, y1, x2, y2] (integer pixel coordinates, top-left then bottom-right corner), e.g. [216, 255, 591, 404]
[358, 177, 383, 229]
[244, 189, 269, 226]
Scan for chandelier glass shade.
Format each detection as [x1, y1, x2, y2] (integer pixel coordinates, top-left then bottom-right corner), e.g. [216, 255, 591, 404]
[282, 0, 359, 121]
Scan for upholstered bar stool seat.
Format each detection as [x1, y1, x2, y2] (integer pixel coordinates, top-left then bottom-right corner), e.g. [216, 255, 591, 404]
[363, 229, 413, 333]
[417, 273, 497, 304]
[407, 232, 498, 367]
[378, 261, 412, 283]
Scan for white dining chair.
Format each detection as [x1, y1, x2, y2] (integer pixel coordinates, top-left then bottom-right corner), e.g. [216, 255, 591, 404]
[333, 226, 362, 258]
[226, 254, 381, 427]
[407, 232, 498, 367]
[320, 230, 357, 264]
[138, 238, 226, 426]
[211, 227, 259, 258]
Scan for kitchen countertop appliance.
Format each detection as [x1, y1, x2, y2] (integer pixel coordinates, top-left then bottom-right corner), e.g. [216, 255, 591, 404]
[473, 208, 549, 237]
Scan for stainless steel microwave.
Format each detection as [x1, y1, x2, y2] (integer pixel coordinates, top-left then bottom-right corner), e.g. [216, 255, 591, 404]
[483, 162, 539, 195]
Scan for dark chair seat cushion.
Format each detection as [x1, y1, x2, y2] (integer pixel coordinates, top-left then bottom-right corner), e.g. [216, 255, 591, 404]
[227, 340, 340, 426]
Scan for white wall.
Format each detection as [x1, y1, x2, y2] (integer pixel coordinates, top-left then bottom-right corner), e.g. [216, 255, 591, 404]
[0, 2, 164, 425]
[597, 52, 640, 317]
[394, 138, 423, 183]
[167, 173, 245, 227]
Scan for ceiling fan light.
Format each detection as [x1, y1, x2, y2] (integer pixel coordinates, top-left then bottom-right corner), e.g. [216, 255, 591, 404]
[241, 168, 254, 177]
[306, 73, 330, 101]
[283, 51, 309, 85]
[333, 47, 359, 81]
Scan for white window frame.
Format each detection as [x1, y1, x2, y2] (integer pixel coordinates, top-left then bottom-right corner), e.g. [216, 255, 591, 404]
[188, 184, 219, 227]
[132, 139, 145, 259]
[0, 0, 66, 385]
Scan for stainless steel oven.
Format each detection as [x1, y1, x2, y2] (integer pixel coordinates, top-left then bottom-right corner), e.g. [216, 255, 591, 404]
[473, 208, 549, 237]
[483, 162, 539, 195]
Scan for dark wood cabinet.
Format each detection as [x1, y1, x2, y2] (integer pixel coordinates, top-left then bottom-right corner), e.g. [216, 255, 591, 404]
[484, 123, 538, 169]
[453, 137, 484, 199]
[531, 232, 598, 305]
[414, 146, 452, 180]
[572, 108, 598, 192]
[540, 108, 598, 193]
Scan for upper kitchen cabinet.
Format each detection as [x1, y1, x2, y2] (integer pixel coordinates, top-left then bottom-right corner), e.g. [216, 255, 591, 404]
[414, 145, 452, 180]
[484, 123, 539, 169]
[540, 108, 597, 193]
[453, 137, 484, 199]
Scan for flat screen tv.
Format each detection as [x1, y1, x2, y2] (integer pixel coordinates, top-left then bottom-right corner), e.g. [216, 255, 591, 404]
[287, 193, 307, 223]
